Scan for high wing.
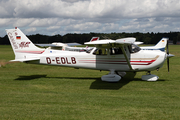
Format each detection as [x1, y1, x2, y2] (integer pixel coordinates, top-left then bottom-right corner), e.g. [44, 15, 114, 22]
[85, 39, 115, 45]
[85, 37, 136, 70]
[116, 37, 136, 44]
[85, 37, 136, 45]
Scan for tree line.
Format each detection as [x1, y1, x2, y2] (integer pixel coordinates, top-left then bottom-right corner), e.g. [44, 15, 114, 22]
[1, 32, 180, 45]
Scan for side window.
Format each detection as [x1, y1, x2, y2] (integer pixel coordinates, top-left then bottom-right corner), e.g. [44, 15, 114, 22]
[93, 49, 108, 55]
[110, 47, 123, 55]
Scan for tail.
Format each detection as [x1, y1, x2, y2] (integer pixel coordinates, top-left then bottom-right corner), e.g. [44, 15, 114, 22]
[141, 38, 168, 51]
[6, 28, 45, 62]
[90, 37, 99, 42]
[154, 38, 168, 49]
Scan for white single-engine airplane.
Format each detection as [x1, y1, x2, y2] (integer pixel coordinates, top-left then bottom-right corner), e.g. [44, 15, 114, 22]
[140, 38, 167, 51]
[6, 28, 174, 82]
[36, 37, 97, 52]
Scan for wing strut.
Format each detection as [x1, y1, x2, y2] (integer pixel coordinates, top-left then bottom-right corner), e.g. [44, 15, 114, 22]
[121, 46, 133, 70]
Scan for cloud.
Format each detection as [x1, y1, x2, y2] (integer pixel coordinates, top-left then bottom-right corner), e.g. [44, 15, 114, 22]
[25, 27, 37, 33]
[13, 18, 35, 27]
[29, 18, 59, 27]
[1, 0, 180, 19]
[61, 0, 90, 3]
[0, 0, 180, 36]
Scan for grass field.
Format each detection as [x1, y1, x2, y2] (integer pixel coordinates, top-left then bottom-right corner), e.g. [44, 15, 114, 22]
[0, 45, 180, 120]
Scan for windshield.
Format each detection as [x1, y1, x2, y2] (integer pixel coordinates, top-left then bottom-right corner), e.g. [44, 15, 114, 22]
[130, 44, 141, 53]
[86, 48, 94, 53]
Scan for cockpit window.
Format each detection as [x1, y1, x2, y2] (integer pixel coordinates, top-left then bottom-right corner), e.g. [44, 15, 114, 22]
[129, 44, 141, 53]
[86, 48, 94, 53]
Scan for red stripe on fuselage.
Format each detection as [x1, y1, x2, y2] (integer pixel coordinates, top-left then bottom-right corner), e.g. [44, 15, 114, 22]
[15, 50, 45, 54]
[78, 59, 156, 65]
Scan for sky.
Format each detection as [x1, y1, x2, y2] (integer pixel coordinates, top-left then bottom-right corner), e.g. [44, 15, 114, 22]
[0, 0, 180, 37]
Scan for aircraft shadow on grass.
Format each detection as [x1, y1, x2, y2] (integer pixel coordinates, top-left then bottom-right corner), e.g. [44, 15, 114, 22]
[15, 75, 47, 80]
[89, 78, 134, 90]
[15, 75, 99, 81]
[15, 74, 165, 90]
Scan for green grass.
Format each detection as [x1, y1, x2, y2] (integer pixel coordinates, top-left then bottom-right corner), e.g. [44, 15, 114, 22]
[0, 45, 180, 120]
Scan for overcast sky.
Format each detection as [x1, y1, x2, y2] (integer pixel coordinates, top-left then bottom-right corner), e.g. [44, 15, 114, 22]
[0, 0, 180, 37]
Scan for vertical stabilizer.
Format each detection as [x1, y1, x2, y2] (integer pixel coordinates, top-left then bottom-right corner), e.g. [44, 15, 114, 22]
[141, 38, 168, 51]
[90, 37, 99, 42]
[154, 38, 168, 48]
[6, 28, 45, 60]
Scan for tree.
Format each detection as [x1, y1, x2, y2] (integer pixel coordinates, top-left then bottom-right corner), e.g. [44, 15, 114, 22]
[144, 37, 151, 44]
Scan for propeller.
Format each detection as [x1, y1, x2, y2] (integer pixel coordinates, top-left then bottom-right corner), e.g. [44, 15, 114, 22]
[166, 40, 169, 72]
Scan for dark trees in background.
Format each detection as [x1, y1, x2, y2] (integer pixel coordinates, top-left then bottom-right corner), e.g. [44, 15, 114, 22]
[0, 32, 180, 45]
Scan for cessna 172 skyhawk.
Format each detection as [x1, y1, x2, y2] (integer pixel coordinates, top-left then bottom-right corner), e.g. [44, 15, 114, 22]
[36, 37, 99, 52]
[6, 28, 174, 82]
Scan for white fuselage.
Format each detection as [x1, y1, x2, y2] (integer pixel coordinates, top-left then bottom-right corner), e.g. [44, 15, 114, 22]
[25, 47, 166, 72]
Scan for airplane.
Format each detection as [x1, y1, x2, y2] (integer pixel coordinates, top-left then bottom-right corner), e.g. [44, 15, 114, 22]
[139, 38, 174, 59]
[36, 37, 99, 52]
[140, 38, 168, 51]
[36, 42, 82, 51]
[6, 27, 174, 82]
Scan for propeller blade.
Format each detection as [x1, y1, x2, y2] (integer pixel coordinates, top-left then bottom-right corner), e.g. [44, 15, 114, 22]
[166, 40, 169, 55]
[166, 39, 169, 72]
[167, 58, 169, 73]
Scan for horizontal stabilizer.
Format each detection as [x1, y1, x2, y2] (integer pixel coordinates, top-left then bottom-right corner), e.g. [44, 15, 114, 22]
[10, 58, 40, 62]
[134, 41, 143, 45]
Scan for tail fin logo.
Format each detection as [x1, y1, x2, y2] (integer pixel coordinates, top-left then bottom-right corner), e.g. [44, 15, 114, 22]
[19, 42, 30, 49]
[16, 36, 21, 40]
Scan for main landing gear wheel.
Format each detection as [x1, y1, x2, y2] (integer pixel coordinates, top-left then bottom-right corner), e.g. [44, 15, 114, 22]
[141, 71, 159, 81]
[101, 70, 121, 82]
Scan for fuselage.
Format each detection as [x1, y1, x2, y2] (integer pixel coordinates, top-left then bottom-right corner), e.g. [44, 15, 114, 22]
[26, 47, 166, 72]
